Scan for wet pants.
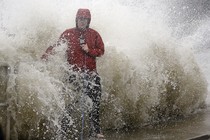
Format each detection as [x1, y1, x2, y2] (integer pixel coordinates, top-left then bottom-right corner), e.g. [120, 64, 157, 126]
[63, 72, 102, 137]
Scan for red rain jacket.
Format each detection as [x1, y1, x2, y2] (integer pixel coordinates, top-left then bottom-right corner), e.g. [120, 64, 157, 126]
[42, 9, 104, 72]
[42, 27, 104, 72]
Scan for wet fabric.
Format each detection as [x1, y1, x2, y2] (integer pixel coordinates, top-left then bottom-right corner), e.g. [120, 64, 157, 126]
[42, 27, 104, 72]
[61, 71, 102, 138]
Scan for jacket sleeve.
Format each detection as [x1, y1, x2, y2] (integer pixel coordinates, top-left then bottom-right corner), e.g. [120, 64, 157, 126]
[41, 31, 67, 60]
[88, 32, 104, 57]
[41, 45, 54, 60]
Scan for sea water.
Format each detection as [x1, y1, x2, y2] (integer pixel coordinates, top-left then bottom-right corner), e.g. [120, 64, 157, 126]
[0, 0, 209, 139]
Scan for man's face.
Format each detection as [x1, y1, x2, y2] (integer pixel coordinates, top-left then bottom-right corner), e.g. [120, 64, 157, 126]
[77, 18, 89, 30]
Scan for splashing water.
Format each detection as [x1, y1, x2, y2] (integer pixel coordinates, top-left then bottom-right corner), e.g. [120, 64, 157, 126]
[0, 0, 209, 139]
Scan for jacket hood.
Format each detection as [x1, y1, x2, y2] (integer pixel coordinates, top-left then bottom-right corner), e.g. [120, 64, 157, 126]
[76, 9, 91, 28]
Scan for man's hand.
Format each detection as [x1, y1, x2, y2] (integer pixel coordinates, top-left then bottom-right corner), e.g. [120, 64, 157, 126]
[41, 54, 48, 61]
[81, 44, 89, 53]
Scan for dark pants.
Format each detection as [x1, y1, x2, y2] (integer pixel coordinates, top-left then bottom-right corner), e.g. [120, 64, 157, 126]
[62, 72, 102, 137]
[84, 74, 102, 136]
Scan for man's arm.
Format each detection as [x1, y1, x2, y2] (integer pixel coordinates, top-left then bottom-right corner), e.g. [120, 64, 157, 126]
[41, 31, 67, 60]
[41, 45, 54, 60]
[87, 33, 104, 57]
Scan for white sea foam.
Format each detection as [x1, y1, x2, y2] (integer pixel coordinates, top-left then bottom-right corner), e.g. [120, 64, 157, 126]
[0, 0, 209, 139]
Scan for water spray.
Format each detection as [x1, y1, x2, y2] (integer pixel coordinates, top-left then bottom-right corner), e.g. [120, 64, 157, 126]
[0, 64, 11, 140]
[80, 33, 86, 140]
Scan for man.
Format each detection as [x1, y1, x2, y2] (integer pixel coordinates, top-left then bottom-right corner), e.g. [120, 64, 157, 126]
[41, 9, 105, 139]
